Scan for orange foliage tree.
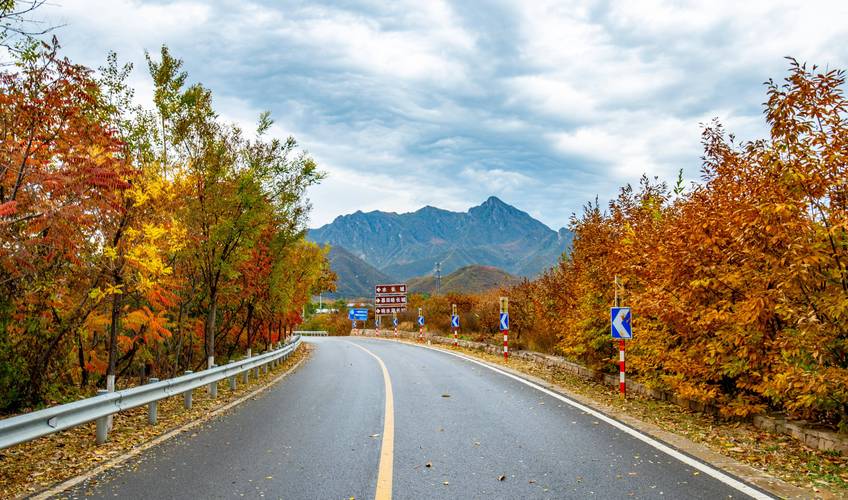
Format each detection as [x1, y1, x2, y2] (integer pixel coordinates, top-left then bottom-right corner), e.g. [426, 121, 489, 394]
[0, 43, 333, 411]
[528, 61, 848, 426]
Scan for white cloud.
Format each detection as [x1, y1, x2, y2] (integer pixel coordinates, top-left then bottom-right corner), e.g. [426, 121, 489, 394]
[28, 0, 848, 230]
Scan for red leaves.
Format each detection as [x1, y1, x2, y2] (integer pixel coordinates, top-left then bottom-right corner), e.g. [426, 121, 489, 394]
[0, 200, 17, 216]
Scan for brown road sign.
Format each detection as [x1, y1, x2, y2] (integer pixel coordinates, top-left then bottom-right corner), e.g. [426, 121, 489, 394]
[376, 306, 407, 315]
[375, 295, 407, 305]
[375, 284, 407, 295]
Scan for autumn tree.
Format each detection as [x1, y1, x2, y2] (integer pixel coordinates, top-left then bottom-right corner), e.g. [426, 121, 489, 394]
[0, 40, 129, 407]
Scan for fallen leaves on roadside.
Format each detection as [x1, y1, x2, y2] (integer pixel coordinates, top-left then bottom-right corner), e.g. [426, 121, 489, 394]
[434, 341, 848, 497]
[0, 345, 311, 499]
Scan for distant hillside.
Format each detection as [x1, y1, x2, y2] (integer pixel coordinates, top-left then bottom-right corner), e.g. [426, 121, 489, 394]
[325, 245, 395, 298]
[309, 196, 572, 281]
[408, 265, 521, 295]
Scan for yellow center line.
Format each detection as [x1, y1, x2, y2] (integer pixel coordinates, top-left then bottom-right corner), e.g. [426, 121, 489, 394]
[348, 341, 394, 500]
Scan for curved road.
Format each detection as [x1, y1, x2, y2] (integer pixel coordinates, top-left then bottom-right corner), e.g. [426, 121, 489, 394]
[68, 338, 770, 499]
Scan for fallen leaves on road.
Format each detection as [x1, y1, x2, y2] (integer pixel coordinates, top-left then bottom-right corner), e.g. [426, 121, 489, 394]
[441, 394, 451, 398]
[424, 340, 848, 497]
[498, 475, 506, 481]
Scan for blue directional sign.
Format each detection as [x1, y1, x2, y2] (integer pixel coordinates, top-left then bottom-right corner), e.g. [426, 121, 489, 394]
[353, 308, 368, 321]
[393, 317, 398, 327]
[348, 309, 354, 320]
[611, 307, 632, 339]
[417, 315, 425, 326]
[451, 314, 460, 328]
[499, 312, 509, 331]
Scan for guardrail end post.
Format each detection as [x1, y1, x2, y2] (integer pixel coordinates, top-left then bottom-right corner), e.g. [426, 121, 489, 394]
[96, 389, 110, 444]
[183, 370, 193, 409]
[148, 378, 159, 424]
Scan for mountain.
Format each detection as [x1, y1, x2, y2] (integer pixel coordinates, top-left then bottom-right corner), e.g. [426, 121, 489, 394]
[310, 196, 572, 283]
[324, 245, 395, 298]
[408, 265, 521, 295]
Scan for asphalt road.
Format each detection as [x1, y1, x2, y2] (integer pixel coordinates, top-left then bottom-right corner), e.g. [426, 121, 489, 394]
[66, 338, 769, 499]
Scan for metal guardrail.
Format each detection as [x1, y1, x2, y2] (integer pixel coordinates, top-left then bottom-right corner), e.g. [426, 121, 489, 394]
[294, 330, 329, 336]
[0, 336, 302, 450]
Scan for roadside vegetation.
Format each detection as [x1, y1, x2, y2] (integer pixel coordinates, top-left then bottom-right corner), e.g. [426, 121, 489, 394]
[321, 61, 848, 434]
[0, 30, 334, 411]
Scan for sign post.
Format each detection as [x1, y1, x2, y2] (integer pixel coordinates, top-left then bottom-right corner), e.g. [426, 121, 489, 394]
[392, 312, 398, 338]
[610, 276, 632, 399]
[351, 307, 369, 337]
[500, 297, 509, 360]
[418, 307, 425, 342]
[375, 315, 380, 337]
[451, 304, 459, 346]
[374, 284, 408, 315]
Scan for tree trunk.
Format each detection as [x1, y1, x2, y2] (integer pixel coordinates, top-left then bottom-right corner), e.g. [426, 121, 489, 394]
[106, 270, 122, 394]
[77, 330, 88, 388]
[173, 301, 184, 376]
[205, 287, 217, 369]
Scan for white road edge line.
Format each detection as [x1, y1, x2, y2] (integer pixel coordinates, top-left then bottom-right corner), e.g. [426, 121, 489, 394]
[388, 339, 774, 500]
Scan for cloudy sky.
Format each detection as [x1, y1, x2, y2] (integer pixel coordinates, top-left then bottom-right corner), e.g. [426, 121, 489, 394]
[34, 0, 848, 229]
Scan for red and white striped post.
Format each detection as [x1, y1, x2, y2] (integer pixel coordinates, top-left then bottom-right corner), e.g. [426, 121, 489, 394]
[619, 339, 625, 398]
[500, 297, 509, 360]
[614, 275, 626, 399]
[393, 312, 398, 338]
[376, 316, 380, 337]
[418, 307, 424, 342]
[451, 304, 458, 346]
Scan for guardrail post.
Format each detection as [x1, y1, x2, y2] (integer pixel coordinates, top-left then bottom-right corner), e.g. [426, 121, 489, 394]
[148, 378, 159, 424]
[183, 370, 193, 409]
[96, 389, 109, 444]
[206, 365, 218, 399]
[228, 361, 237, 391]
